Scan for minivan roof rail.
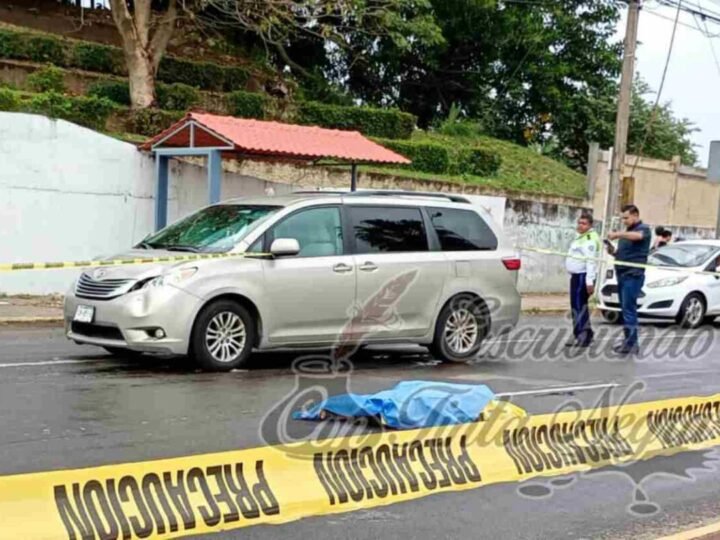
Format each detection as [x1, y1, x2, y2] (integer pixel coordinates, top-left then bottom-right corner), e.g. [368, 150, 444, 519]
[292, 190, 471, 204]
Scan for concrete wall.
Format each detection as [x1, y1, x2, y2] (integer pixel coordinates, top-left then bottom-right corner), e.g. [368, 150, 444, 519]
[591, 150, 720, 234]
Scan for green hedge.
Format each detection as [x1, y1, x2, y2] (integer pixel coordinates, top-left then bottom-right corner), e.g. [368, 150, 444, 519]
[22, 91, 116, 130]
[70, 41, 124, 74]
[453, 147, 502, 177]
[296, 102, 415, 139]
[89, 80, 200, 110]
[87, 80, 130, 105]
[0, 87, 21, 111]
[26, 65, 66, 93]
[157, 57, 249, 92]
[227, 90, 267, 118]
[374, 138, 451, 174]
[126, 108, 184, 137]
[156, 83, 200, 110]
[0, 28, 250, 92]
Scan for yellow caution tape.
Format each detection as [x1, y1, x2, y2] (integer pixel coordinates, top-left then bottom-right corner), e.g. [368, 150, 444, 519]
[2, 394, 720, 539]
[0, 252, 273, 273]
[520, 245, 720, 278]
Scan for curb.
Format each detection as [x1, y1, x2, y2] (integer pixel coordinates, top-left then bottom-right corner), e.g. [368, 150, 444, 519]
[0, 309, 569, 326]
[0, 316, 64, 326]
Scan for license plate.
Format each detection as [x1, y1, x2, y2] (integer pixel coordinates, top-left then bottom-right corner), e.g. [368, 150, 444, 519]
[73, 305, 95, 323]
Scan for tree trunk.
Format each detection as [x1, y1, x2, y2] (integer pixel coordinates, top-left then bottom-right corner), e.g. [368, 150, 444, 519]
[109, 0, 177, 110]
[126, 48, 156, 109]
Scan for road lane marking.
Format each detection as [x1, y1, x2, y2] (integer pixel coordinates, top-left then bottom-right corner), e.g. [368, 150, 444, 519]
[0, 359, 99, 368]
[497, 382, 619, 397]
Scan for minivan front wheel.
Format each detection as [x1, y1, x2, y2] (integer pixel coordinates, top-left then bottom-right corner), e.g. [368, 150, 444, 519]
[191, 300, 255, 371]
[430, 295, 489, 362]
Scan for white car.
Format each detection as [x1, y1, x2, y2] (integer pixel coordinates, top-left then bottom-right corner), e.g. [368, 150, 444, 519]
[598, 241, 720, 329]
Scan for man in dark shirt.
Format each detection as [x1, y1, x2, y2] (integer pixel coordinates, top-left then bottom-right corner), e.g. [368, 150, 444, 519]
[606, 204, 652, 355]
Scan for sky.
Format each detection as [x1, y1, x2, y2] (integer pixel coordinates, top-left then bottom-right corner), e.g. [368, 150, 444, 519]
[617, 0, 720, 167]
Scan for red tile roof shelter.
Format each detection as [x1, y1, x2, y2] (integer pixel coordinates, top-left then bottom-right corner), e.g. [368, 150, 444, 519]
[143, 113, 411, 230]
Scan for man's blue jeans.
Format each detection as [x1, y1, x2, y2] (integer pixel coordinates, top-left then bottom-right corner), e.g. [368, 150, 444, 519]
[617, 272, 645, 348]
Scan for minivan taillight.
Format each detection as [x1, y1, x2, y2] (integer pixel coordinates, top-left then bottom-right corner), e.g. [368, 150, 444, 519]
[502, 257, 522, 271]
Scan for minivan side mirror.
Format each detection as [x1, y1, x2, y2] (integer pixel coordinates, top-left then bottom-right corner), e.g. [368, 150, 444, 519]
[270, 238, 300, 257]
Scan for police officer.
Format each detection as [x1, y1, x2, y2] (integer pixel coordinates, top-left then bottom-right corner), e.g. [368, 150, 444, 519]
[606, 204, 651, 355]
[565, 212, 600, 348]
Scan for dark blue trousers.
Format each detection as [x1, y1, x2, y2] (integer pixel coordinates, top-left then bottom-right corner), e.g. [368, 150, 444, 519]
[570, 273, 593, 345]
[617, 272, 645, 349]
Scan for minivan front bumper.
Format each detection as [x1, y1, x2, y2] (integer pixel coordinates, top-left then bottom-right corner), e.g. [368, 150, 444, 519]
[64, 283, 202, 355]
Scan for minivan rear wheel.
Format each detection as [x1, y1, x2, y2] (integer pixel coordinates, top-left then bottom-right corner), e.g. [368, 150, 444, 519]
[430, 294, 489, 363]
[191, 300, 255, 371]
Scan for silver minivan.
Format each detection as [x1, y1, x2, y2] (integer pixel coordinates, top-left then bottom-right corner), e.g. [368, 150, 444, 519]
[64, 191, 521, 370]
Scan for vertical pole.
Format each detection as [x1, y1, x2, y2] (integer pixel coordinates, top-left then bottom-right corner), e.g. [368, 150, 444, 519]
[155, 154, 169, 231]
[208, 149, 222, 204]
[350, 163, 358, 192]
[606, 0, 640, 228]
[586, 142, 600, 200]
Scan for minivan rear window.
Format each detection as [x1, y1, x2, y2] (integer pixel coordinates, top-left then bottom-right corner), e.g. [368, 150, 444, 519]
[428, 207, 498, 251]
[349, 206, 429, 253]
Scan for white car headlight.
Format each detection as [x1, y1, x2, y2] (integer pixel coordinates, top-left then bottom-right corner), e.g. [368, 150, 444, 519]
[647, 275, 688, 288]
[147, 267, 198, 288]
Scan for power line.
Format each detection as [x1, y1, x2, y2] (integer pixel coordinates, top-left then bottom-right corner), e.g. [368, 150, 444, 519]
[700, 13, 720, 77]
[630, 0, 683, 177]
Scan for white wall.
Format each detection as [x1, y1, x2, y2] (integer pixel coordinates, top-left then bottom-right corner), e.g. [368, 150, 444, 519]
[0, 113, 292, 294]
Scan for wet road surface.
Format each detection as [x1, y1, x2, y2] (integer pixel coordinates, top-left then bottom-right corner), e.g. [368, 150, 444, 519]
[1, 314, 720, 539]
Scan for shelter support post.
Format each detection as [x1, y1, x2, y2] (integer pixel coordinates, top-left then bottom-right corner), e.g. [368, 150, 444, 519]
[208, 149, 222, 204]
[155, 154, 169, 231]
[351, 163, 358, 192]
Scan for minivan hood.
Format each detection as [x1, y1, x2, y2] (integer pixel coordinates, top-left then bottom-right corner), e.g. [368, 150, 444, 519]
[85, 249, 241, 281]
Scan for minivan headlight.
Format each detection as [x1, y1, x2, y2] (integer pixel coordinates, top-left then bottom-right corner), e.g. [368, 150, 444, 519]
[647, 276, 688, 288]
[147, 267, 198, 288]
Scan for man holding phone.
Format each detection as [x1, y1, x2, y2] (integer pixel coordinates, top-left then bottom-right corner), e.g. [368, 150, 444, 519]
[606, 204, 652, 355]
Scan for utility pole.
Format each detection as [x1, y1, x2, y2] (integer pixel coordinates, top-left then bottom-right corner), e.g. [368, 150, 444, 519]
[604, 0, 641, 231]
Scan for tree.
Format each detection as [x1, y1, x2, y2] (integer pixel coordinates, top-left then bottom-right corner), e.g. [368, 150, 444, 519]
[109, 0, 179, 109]
[282, 0, 623, 167]
[199, 0, 443, 101]
[627, 79, 698, 166]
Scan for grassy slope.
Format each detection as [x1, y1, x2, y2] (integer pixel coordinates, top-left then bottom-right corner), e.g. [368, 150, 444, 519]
[367, 132, 586, 199]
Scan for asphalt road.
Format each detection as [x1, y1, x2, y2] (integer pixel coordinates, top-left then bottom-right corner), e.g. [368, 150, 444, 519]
[2, 314, 720, 539]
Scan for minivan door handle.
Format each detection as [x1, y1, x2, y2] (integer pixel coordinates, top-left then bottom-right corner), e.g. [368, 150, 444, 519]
[359, 261, 378, 272]
[333, 263, 353, 274]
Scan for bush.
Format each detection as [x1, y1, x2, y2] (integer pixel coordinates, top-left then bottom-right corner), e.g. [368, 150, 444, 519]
[27, 91, 72, 119]
[227, 90, 267, 119]
[0, 30, 23, 59]
[0, 28, 252, 92]
[70, 42, 124, 75]
[127, 108, 184, 137]
[156, 83, 200, 110]
[70, 95, 117, 130]
[0, 87, 21, 111]
[296, 102, 415, 139]
[453, 147, 502, 177]
[157, 57, 249, 92]
[24, 34, 66, 65]
[87, 80, 130, 105]
[374, 138, 451, 174]
[26, 92, 116, 130]
[26, 65, 66, 93]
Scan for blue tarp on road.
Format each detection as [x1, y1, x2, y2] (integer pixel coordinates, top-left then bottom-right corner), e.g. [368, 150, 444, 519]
[292, 380, 497, 429]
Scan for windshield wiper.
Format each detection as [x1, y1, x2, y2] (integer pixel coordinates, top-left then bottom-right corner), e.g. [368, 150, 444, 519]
[163, 245, 200, 253]
[136, 241, 155, 249]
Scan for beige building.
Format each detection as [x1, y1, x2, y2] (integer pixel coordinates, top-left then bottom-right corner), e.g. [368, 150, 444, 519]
[589, 149, 720, 235]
